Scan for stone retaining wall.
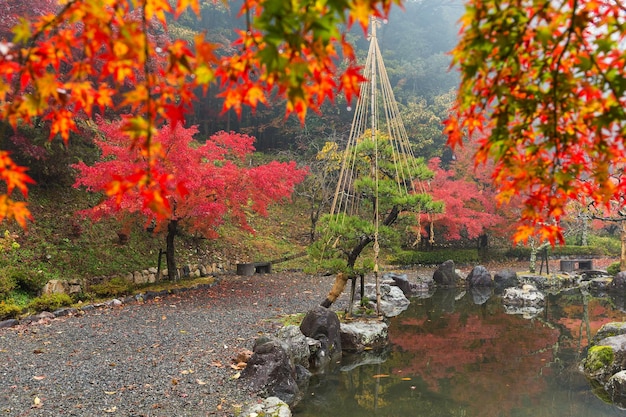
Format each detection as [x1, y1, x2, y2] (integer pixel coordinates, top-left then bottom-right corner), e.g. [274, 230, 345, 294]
[43, 261, 231, 296]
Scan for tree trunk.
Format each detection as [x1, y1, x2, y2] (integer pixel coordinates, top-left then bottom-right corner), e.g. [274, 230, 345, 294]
[529, 241, 549, 274]
[347, 235, 374, 269]
[310, 205, 321, 243]
[346, 205, 400, 268]
[581, 214, 589, 246]
[321, 206, 400, 309]
[529, 243, 537, 274]
[166, 219, 179, 280]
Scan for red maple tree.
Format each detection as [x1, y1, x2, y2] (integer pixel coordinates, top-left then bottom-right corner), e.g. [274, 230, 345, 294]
[422, 155, 504, 244]
[0, 0, 399, 226]
[73, 118, 308, 278]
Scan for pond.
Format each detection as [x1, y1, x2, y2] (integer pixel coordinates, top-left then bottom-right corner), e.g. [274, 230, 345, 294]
[293, 288, 626, 417]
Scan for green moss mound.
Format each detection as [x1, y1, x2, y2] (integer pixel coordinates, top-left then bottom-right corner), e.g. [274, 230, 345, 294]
[584, 345, 615, 373]
[0, 300, 22, 320]
[27, 293, 73, 312]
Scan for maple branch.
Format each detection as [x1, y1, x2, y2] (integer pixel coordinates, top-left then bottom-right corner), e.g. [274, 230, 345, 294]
[140, 0, 155, 186]
[548, 0, 578, 181]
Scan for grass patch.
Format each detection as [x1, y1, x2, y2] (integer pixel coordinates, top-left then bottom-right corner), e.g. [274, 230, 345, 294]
[275, 313, 306, 327]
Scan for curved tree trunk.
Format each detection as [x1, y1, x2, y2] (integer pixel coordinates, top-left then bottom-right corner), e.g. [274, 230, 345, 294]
[166, 219, 179, 280]
[346, 205, 400, 268]
[321, 205, 400, 308]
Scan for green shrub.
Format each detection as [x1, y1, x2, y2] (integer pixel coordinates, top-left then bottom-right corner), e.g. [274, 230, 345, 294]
[28, 293, 73, 312]
[90, 277, 134, 298]
[7, 290, 30, 307]
[0, 300, 22, 320]
[11, 268, 47, 294]
[0, 271, 17, 299]
[0, 267, 47, 297]
[504, 245, 607, 260]
[392, 249, 480, 266]
[71, 291, 94, 303]
[587, 235, 621, 256]
[607, 261, 621, 276]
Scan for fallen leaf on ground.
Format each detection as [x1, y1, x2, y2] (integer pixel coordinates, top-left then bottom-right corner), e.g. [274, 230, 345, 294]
[104, 406, 117, 413]
[33, 375, 46, 381]
[210, 361, 223, 368]
[233, 349, 253, 364]
[196, 379, 207, 385]
[180, 369, 194, 375]
[372, 374, 390, 378]
[32, 397, 42, 409]
[104, 391, 117, 395]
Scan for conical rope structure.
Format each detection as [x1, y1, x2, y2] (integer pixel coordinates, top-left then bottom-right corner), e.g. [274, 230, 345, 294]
[327, 18, 431, 316]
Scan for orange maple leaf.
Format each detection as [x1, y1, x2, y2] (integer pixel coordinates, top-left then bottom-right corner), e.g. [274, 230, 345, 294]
[176, 0, 200, 18]
[144, 0, 172, 26]
[245, 85, 267, 108]
[0, 195, 33, 229]
[340, 66, 365, 106]
[47, 109, 77, 141]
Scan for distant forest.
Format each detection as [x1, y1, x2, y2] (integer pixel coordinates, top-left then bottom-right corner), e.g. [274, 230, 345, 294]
[177, 0, 463, 159]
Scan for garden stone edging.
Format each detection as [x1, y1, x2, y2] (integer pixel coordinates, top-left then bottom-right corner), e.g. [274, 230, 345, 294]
[0, 281, 220, 330]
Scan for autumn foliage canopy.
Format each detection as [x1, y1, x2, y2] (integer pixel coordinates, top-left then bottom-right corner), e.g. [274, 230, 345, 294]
[0, 0, 400, 226]
[73, 119, 307, 236]
[446, 0, 626, 244]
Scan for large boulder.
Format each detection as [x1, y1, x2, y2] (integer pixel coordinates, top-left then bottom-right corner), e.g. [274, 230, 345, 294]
[276, 325, 310, 368]
[606, 371, 626, 408]
[340, 319, 389, 353]
[382, 272, 413, 297]
[590, 277, 612, 292]
[593, 322, 626, 345]
[433, 260, 463, 287]
[299, 306, 342, 369]
[240, 337, 300, 405]
[241, 396, 291, 417]
[581, 334, 626, 385]
[611, 272, 626, 291]
[581, 324, 626, 408]
[41, 279, 69, 295]
[502, 284, 545, 308]
[494, 269, 519, 290]
[467, 265, 492, 287]
[360, 283, 410, 318]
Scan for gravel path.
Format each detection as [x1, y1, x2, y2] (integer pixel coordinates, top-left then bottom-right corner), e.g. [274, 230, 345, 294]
[1, 259, 615, 416]
[0, 273, 349, 417]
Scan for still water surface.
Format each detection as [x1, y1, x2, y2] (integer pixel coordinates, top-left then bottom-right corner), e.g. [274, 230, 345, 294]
[294, 288, 626, 417]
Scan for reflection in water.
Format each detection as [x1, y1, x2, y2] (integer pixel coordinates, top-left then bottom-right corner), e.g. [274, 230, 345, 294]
[293, 289, 626, 417]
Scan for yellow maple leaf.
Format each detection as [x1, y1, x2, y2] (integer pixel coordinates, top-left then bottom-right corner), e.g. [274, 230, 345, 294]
[144, 0, 172, 25]
[176, 0, 200, 17]
[48, 109, 76, 141]
[245, 85, 267, 108]
[0, 197, 33, 229]
[349, 0, 373, 31]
